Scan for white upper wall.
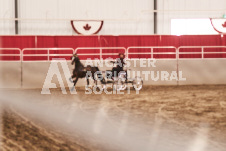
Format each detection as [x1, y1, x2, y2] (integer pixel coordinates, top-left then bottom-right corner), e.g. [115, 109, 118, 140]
[157, 0, 226, 34]
[18, 0, 153, 35]
[0, 0, 15, 35]
[0, 0, 226, 35]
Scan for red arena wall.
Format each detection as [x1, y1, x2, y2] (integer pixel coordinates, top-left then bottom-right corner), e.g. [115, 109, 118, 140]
[0, 35, 226, 61]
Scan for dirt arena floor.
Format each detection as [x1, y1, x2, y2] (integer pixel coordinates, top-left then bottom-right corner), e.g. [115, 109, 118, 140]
[0, 85, 226, 151]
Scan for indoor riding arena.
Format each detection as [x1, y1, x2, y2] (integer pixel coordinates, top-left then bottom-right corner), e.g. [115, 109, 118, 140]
[0, 0, 226, 151]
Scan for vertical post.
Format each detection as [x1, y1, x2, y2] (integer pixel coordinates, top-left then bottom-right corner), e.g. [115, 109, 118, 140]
[14, 0, 19, 34]
[21, 49, 23, 87]
[48, 49, 50, 61]
[154, 0, 157, 34]
[151, 48, 153, 59]
[124, 48, 127, 59]
[176, 47, 179, 60]
[201, 47, 204, 59]
[127, 48, 129, 59]
[100, 48, 102, 60]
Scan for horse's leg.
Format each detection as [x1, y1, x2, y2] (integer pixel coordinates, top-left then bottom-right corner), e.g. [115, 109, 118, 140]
[86, 78, 89, 87]
[69, 75, 75, 83]
[72, 74, 76, 79]
[71, 77, 78, 91]
[94, 69, 106, 90]
[69, 71, 76, 83]
[69, 74, 74, 83]
[74, 77, 79, 86]
[95, 68, 106, 84]
[92, 72, 97, 86]
[98, 72, 106, 85]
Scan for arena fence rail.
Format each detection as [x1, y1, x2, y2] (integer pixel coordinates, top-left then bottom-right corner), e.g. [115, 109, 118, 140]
[75, 47, 127, 60]
[22, 48, 74, 61]
[1, 46, 226, 88]
[127, 46, 177, 59]
[0, 48, 21, 61]
[178, 46, 226, 59]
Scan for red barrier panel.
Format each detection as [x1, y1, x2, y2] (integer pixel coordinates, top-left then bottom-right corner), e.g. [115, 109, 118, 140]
[0, 48, 21, 61]
[0, 35, 225, 60]
[0, 36, 35, 49]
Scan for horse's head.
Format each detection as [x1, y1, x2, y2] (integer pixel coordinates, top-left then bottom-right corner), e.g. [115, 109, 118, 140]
[71, 53, 80, 65]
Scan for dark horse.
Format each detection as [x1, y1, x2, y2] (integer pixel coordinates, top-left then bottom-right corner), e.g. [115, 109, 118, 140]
[69, 54, 105, 90]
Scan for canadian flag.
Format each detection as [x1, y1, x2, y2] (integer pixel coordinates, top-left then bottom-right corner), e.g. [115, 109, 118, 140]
[210, 18, 226, 33]
[222, 21, 226, 28]
[71, 20, 103, 35]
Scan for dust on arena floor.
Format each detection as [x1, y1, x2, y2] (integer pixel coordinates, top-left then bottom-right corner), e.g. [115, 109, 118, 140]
[0, 85, 226, 151]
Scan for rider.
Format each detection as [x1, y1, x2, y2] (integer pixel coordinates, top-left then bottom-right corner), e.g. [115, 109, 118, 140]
[111, 53, 125, 78]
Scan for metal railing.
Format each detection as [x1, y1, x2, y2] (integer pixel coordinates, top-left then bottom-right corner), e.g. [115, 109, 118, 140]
[75, 47, 126, 60]
[0, 46, 226, 61]
[178, 46, 226, 59]
[22, 48, 74, 61]
[0, 48, 21, 61]
[1, 46, 226, 89]
[127, 46, 177, 59]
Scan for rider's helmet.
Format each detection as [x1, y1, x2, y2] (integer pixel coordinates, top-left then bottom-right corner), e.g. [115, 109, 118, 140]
[118, 53, 125, 58]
